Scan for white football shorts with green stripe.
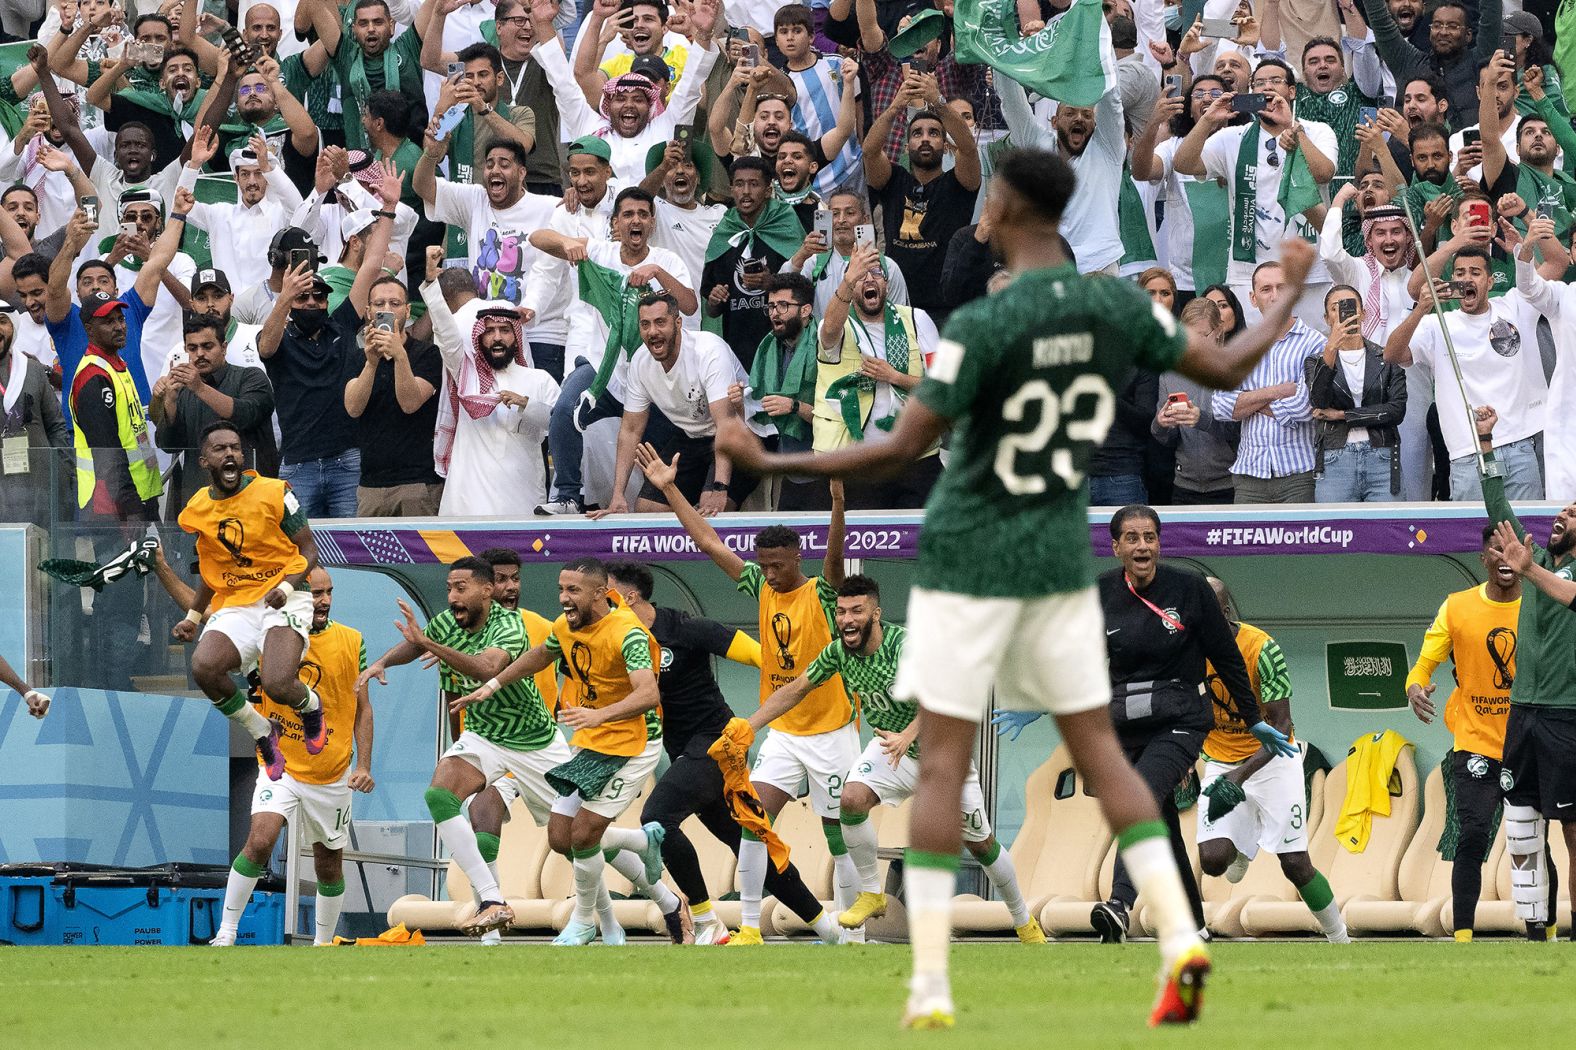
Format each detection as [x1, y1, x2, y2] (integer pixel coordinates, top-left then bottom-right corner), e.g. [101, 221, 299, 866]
[848, 739, 992, 843]
[251, 768, 353, 849]
[444, 730, 573, 826]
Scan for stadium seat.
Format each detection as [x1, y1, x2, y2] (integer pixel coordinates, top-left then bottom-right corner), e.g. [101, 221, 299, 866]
[1472, 820, 1574, 933]
[1437, 821, 1506, 934]
[1133, 804, 1202, 937]
[764, 798, 851, 938]
[1240, 747, 1420, 936]
[1201, 768, 1329, 938]
[952, 757, 1056, 935]
[387, 794, 552, 932]
[1344, 764, 1452, 936]
[1039, 840, 1116, 936]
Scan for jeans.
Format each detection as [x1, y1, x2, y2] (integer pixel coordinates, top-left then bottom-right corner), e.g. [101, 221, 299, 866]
[1233, 471, 1317, 504]
[548, 363, 626, 503]
[1449, 436, 1543, 502]
[279, 448, 361, 518]
[529, 340, 566, 384]
[1088, 472, 1148, 507]
[1315, 442, 1399, 503]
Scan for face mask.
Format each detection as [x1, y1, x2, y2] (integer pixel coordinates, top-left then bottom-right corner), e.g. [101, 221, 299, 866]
[1164, 5, 1183, 30]
[291, 307, 327, 335]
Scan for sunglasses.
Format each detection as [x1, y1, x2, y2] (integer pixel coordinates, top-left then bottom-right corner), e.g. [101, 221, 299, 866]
[238, 83, 268, 96]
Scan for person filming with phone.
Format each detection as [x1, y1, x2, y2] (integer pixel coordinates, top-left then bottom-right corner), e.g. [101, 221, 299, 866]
[1306, 285, 1408, 502]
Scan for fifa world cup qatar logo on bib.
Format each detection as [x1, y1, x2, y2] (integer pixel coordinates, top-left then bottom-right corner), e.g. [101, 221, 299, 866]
[771, 613, 795, 670]
[217, 517, 252, 567]
[1487, 627, 1516, 690]
[569, 641, 597, 702]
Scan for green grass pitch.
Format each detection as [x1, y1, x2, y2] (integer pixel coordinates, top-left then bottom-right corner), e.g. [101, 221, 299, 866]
[4, 941, 1570, 1048]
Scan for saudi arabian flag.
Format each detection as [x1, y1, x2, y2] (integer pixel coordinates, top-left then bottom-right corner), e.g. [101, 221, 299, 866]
[955, 0, 1112, 107]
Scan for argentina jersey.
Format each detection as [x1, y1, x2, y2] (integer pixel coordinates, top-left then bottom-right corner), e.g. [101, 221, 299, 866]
[788, 55, 862, 196]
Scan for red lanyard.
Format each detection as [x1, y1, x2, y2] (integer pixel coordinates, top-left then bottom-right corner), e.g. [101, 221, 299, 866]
[1126, 572, 1185, 632]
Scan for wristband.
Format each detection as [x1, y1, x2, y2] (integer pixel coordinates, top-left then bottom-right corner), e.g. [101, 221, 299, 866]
[184, 608, 203, 625]
[485, 677, 501, 693]
[705, 480, 729, 493]
[276, 581, 294, 600]
[374, 210, 396, 219]
[171, 212, 190, 222]
[790, 398, 800, 414]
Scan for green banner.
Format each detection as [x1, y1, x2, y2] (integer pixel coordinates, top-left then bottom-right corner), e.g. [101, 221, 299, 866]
[1325, 640, 1410, 710]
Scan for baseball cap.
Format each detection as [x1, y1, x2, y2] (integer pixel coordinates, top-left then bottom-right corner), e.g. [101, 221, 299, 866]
[269, 226, 326, 266]
[307, 274, 332, 296]
[628, 53, 672, 84]
[190, 268, 232, 296]
[644, 137, 715, 183]
[567, 135, 613, 163]
[341, 209, 378, 241]
[82, 291, 126, 318]
[889, 8, 945, 59]
[1504, 12, 1543, 40]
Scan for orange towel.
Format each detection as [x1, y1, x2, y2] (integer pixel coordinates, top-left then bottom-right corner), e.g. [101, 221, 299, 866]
[707, 717, 792, 873]
[335, 922, 427, 946]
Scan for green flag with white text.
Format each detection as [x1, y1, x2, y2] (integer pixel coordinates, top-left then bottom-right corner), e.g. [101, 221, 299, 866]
[954, 0, 1111, 107]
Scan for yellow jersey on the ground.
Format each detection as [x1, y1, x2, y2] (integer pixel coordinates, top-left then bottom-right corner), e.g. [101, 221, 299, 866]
[1203, 621, 1293, 763]
[521, 608, 560, 712]
[1407, 584, 1518, 760]
[738, 562, 852, 736]
[178, 473, 309, 610]
[547, 596, 659, 757]
[256, 620, 364, 784]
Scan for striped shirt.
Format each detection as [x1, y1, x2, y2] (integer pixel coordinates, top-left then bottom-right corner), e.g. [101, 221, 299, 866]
[807, 623, 912, 738]
[1210, 319, 1321, 479]
[427, 601, 557, 752]
[786, 54, 861, 196]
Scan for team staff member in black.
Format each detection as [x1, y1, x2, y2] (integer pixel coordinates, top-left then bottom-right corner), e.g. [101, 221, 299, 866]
[605, 560, 841, 946]
[993, 504, 1296, 942]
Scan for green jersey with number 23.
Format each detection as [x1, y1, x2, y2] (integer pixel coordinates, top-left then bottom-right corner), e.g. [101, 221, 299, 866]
[915, 264, 1187, 599]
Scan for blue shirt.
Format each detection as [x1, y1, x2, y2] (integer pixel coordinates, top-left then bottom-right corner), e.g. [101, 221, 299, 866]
[1211, 319, 1322, 480]
[49, 288, 154, 429]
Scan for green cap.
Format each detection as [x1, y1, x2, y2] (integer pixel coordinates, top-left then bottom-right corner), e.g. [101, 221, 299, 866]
[567, 135, 613, 163]
[889, 8, 945, 59]
[644, 137, 715, 185]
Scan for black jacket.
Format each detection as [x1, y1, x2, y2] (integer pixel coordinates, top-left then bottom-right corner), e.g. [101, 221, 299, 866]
[1304, 339, 1407, 490]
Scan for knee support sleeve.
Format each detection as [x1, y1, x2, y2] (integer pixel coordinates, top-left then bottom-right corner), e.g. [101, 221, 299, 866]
[1505, 804, 1549, 922]
[424, 787, 464, 824]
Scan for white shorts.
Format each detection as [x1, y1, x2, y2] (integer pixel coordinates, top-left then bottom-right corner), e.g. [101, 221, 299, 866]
[848, 737, 992, 842]
[444, 730, 573, 826]
[1197, 747, 1309, 859]
[751, 722, 862, 819]
[203, 589, 314, 672]
[579, 738, 662, 819]
[251, 768, 352, 850]
[894, 586, 1111, 723]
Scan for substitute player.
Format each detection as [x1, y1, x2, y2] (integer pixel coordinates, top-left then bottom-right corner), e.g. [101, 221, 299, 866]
[748, 574, 1043, 942]
[606, 558, 849, 946]
[1406, 525, 1528, 940]
[656, 470, 859, 944]
[173, 421, 324, 780]
[359, 557, 579, 938]
[1197, 577, 1349, 943]
[718, 147, 1314, 1027]
[213, 568, 375, 946]
[462, 558, 666, 947]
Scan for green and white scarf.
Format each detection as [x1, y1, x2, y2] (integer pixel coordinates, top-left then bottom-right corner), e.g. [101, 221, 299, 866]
[117, 85, 205, 138]
[747, 326, 817, 442]
[1232, 121, 1319, 264]
[578, 257, 649, 400]
[1183, 179, 1229, 290]
[825, 304, 911, 438]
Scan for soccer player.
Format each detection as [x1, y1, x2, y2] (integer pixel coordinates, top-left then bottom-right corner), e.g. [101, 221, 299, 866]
[1406, 525, 1525, 941]
[1196, 577, 1349, 944]
[359, 557, 578, 938]
[173, 421, 324, 781]
[461, 558, 666, 946]
[213, 568, 375, 947]
[750, 574, 1044, 943]
[652, 463, 857, 945]
[605, 558, 847, 946]
[717, 147, 1317, 1027]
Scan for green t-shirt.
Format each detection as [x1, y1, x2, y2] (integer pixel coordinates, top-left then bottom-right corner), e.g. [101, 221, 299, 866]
[916, 265, 1186, 598]
[807, 623, 914, 750]
[427, 600, 556, 750]
[1485, 462, 1576, 709]
[281, 51, 340, 133]
[331, 27, 424, 151]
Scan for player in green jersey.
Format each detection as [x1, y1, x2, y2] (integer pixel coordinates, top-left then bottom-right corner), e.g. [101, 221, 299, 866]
[359, 557, 578, 938]
[719, 147, 1316, 1029]
[750, 575, 1044, 943]
[1477, 406, 1576, 939]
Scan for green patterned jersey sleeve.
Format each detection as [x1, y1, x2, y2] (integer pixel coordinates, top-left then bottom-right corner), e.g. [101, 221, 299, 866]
[736, 561, 764, 599]
[805, 641, 843, 686]
[481, 605, 528, 659]
[815, 575, 838, 620]
[916, 301, 992, 421]
[543, 632, 563, 657]
[621, 627, 653, 671]
[1256, 638, 1293, 704]
[358, 639, 367, 673]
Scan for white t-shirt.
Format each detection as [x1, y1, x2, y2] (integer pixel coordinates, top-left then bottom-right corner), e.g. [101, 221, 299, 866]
[426, 181, 560, 314]
[1450, 122, 1522, 185]
[1200, 119, 1337, 287]
[624, 329, 743, 437]
[652, 198, 725, 292]
[13, 311, 54, 368]
[1154, 136, 1206, 292]
[1409, 292, 1549, 460]
[1336, 347, 1370, 445]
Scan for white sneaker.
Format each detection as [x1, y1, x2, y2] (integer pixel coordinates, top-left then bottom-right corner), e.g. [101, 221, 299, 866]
[1224, 850, 1251, 884]
[209, 930, 236, 947]
[694, 920, 730, 945]
[534, 498, 585, 516]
